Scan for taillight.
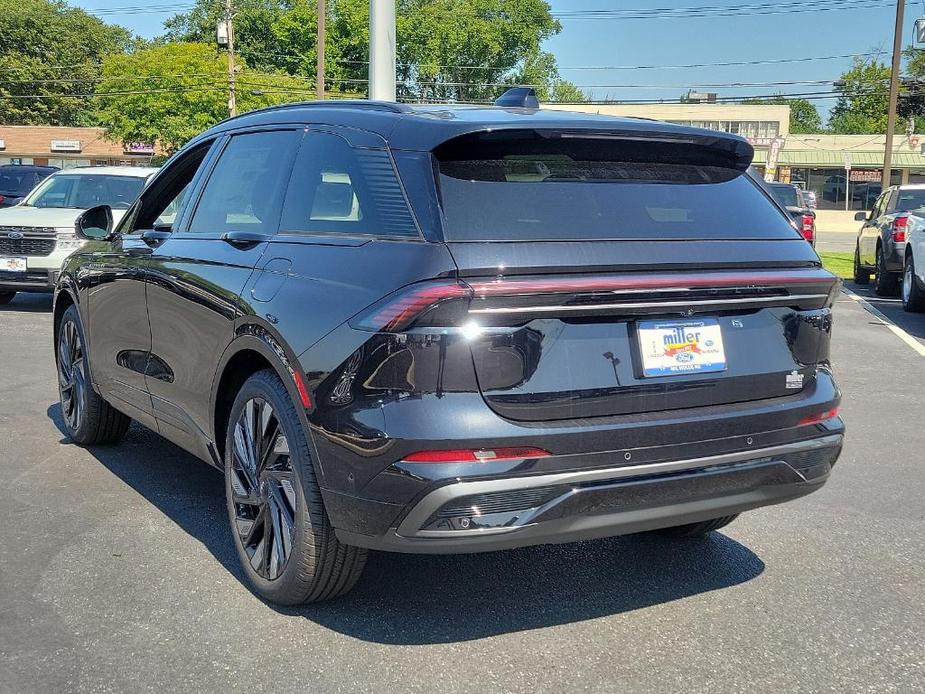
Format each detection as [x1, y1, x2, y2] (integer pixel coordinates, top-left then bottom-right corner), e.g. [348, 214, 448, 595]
[0, 195, 5, 205]
[351, 280, 472, 331]
[402, 447, 551, 463]
[798, 406, 839, 426]
[800, 214, 814, 242]
[892, 215, 908, 242]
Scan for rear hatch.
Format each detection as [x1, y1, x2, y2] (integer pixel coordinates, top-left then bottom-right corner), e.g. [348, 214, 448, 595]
[432, 128, 838, 421]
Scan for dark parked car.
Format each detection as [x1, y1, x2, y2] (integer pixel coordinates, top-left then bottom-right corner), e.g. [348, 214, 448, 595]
[853, 184, 925, 296]
[0, 163, 58, 207]
[765, 182, 816, 247]
[52, 92, 843, 604]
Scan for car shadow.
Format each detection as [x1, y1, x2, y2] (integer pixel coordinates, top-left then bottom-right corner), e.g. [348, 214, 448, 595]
[0, 293, 53, 313]
[844, 281, 925, 341]
[47, 404, 765, 645]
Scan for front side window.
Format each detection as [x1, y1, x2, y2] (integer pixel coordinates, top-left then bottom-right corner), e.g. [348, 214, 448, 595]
[23, 174, 146, 210]
[187, 130, 299, 235]
[279, 131, 418, 237]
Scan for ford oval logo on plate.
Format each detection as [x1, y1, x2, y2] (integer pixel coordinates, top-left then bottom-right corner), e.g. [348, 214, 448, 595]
[8, 231, 24, 240]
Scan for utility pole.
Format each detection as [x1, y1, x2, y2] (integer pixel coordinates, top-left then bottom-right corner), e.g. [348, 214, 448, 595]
[225, 0, 237, 117]
[316, 0, 325, 100]
[369, 0, 396, 101]
[883, 0, 905, 188]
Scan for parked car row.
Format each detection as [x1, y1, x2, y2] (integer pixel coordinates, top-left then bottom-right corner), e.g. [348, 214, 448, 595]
[0, 166, 157, 303]
[46, 93, 842, 605]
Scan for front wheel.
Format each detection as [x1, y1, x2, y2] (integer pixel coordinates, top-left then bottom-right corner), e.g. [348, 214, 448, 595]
[0, 290, 15, 305]
[903, 254, 925, 312]
[853, 245, 871, 285]
[875, 246, 900, 296]
[650, 514, 739, 538]
[56, 305, 131, 444]
[225, 369, 367, 605]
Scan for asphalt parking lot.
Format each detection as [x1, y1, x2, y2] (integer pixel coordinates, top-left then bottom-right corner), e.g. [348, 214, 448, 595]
[1, 289, 923, 694]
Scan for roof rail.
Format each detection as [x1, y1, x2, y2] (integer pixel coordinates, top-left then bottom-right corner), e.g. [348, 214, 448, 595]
[219, 99, 414, 124]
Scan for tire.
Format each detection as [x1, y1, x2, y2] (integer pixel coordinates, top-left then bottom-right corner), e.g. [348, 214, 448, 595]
[56, 305, 131, 444]
[0, 290, 15, 304]
[225, 369, 367, 605]
[853, 244, 871, 285]
[651, 514, 739, 538]
[875, 245, 900, 297]
[902, 253, 925, 313]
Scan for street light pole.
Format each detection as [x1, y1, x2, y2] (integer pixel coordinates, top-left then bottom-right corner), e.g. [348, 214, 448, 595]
[225, 0, 237, 117]
[883, 0, 905, 188]
[316, 0, 325, 100]
[369, 0, 396, 101]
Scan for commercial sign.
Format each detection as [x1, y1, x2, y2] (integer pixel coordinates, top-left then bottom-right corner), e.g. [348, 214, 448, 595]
[50, 140, 81, 152]
[123, 142, 155, 155]
[849, 170, 881, 183]
[763, 136, 786, 182]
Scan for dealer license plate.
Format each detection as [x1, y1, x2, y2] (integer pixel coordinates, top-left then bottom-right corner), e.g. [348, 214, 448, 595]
[638, 318, 727, 377]
[0, 257, 26, 273]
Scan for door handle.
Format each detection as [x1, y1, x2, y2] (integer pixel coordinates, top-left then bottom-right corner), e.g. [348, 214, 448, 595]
[222, 230, 269, 247]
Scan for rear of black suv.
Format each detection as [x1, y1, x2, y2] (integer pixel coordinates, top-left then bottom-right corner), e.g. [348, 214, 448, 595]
[303, 119, 843, 553]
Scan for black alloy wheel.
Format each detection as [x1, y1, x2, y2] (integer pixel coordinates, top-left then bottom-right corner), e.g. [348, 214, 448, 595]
[229, 396, 297, 581]
[225, 369, 367, 604]
[57, 316, 87, 433]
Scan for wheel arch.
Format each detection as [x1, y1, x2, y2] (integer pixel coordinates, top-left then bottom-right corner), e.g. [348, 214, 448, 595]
[52, 285, 79, 360]
[210, 325, 315, 467]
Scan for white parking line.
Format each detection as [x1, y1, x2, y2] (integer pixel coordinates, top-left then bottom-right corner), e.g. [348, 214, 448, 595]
[841, 287, 925, 357]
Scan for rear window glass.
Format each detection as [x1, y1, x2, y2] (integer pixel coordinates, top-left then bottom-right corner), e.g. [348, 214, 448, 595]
[894, 189, 925, 211]
[768, 185, 799, 208]
[434, 131, 799, 242]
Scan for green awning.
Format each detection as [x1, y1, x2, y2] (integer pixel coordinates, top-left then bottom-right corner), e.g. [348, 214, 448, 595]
[759, 150, 925, 168]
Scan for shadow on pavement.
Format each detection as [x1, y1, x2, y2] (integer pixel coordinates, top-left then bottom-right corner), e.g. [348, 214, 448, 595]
[48, 403, 765, 645]
[0, 292, 53, 313]
[843, 281, 925, 341]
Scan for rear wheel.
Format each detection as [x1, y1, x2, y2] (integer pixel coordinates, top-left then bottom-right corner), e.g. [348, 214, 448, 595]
[225, 369, 367, 605]
[853, 245, 871, 285]
[56, 305, 131, 444]
[0, 290, 15, 304]
[902, 253, 925, 312]
[651, 514, 739, 538]
[875, 246, 900, 296]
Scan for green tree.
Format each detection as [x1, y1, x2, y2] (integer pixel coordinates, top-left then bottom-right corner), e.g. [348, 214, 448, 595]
[743, 96, 821, 134]
[828, 56, 892, 134]
[163, 0, 571, 103]
[0, 0, 132, 125]
[93, 42, 312, 153]
[509, 50, 585, 103]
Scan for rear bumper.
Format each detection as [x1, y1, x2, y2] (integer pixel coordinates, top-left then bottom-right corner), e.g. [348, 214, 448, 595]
[333, 427, 842, 554]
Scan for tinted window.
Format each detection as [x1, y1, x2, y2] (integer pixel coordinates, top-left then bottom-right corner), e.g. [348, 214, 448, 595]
[128, 142, 213, 234]
[0, 167, 53, 196]
[435, 131, 799, 242]
[279, 131, 417, 237]
[768, 185, 799, 208]
[23, 174, 146, 210]
[894, 189, 925, 212]
[188, 130, 298, 235]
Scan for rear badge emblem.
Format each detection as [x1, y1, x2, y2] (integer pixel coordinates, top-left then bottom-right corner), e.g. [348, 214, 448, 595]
[786, 371, 804, 389]
[8, 231, 23, 240]
[731, 319, 744, 328]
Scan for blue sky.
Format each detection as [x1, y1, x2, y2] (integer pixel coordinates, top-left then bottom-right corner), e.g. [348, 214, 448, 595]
[76, 0, 919, 119]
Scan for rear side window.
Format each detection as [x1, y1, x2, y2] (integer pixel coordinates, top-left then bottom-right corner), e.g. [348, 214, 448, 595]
[894, 189, 925, 211]
[188, 130, 298, 235]
[434, 130, 800, 242]
[279, 130, 418, 237]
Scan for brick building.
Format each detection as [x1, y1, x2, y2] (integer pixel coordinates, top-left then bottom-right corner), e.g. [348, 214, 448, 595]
[0, 126, 160, 168]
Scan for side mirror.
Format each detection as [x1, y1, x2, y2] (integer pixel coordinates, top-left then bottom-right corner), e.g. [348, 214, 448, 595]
[75, 205, 113, 241]
[854, 211, 869, 222]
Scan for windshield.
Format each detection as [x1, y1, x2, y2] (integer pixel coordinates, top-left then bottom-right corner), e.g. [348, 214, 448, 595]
[769, 185, 800, 208]
[23, 173, 146, 210]
[0, 168, 50, 196]
[435, 132, 798, 242]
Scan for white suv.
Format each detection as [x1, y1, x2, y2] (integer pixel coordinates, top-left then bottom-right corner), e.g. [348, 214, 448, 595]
[0, 166, 157, 304]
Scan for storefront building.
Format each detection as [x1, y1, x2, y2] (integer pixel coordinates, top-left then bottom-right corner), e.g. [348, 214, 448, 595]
[0, 125, 159, 168]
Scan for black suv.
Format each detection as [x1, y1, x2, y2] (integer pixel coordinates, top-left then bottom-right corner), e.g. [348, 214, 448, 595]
[0, 164, 59, 207]
[53, 94, 843, 604]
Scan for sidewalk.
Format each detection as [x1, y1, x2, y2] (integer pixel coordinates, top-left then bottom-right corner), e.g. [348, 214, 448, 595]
[814, 210, 863, 234]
